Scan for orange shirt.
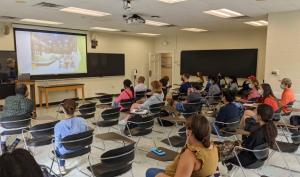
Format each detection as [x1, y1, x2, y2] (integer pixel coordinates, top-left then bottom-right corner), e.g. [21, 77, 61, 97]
[263, 96, 279, 112]
[281, 88, 295, 113]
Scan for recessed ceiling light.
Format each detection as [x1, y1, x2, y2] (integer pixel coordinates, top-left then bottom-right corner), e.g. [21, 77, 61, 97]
[204, 8, 244, 18]
[145, 20, 169, 26]
[157, 0, 187, 3]
[244, 20, 268, 26]
[20, 18, 63, 25]
[137, 33, 160, 36]
[60, 7, 111, 17]
[181, 28, 208, 32]
[90, 27, 120, 31]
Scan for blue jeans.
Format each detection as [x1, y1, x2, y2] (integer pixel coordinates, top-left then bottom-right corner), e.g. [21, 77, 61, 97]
[55, 150, 65, 167]
[146, 168, 165, 177]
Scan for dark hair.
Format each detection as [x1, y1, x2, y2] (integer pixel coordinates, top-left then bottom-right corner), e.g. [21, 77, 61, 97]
[182, 73, 190, 79]
[229, 76, 238, 84]
[123, 79, 134, 96]
[186, 114, 211, 148]
[191, 82, 201, 91]
[15, 84, 28, 95]
[211, 76, 218, 84]
[62, 99, 77, 115]
[261, 83, 276, 100]
[257, 104, 278, 146]
[160, 76, 169, 87]
[223, 90, 235, 102]
[0, 149, 43, 177]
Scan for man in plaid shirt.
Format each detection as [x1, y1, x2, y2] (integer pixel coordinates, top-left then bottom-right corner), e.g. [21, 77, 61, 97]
[0, 84, 34, 152]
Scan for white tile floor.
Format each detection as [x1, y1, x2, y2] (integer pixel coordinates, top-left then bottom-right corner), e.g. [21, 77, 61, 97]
[8, 100, 300, 177]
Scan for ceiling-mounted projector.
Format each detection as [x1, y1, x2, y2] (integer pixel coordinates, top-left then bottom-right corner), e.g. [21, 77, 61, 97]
[123, 14, 145, 24]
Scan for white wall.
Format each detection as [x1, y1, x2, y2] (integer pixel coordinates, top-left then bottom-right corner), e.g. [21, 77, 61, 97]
[154, 29, 267, 84]
[0, 27, 155, 103]
[265, 10, 300, 100]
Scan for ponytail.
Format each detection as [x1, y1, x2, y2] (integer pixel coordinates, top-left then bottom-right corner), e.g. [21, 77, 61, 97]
[264, 121, 278, 146]
[130, 86, 134, 98]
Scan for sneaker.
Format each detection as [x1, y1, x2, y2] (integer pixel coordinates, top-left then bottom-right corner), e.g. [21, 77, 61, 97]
[59, 166, 67, 175]
[1, 143, 7, 154]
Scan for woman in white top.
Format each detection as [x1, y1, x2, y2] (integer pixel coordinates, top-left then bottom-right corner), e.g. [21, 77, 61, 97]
[134, 76, 147, 92]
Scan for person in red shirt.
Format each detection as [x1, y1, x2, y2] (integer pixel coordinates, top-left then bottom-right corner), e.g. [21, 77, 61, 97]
[279, 78, 295, 114]
[261, 83, 279, 112]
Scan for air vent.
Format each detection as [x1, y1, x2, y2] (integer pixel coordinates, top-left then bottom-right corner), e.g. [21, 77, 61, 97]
[33, 2, 64, 9]
[0, 16, 19, 20]
[120, 30, 128, 32]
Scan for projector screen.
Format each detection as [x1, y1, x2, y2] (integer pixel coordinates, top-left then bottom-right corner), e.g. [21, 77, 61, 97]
[15, 28, 87, 76]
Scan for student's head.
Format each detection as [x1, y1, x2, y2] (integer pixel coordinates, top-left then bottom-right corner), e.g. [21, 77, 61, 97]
[248, 75, 259, 88]
[181, 73, 190, 82]
[191, 82, 202, 91]
[229, 76, 237, 83]
[6, 58, 16, 69]
[137, 76, 145, 84]
[15, 84, 28, 96]
[151, 80, 162, 94]
[62, 99, 77, 116]
[222, 90, 235, 103]
[261, 83, 275, 99]
[123, 79, 132, 88]
[185, 114, 211, 148]
[0, 149, 43, 177]
[197, 72, 203, 77]
[161, 76, 169, 82]
[281, 78, 292, 89]
[257, 104, 278, 146]
[211, 76, 218, 84]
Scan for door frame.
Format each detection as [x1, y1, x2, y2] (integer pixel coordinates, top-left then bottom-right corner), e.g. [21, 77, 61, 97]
[154, 50, 175, 86]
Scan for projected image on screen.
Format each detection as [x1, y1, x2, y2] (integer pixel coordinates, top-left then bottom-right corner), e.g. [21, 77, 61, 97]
[15, 29, 87, 75]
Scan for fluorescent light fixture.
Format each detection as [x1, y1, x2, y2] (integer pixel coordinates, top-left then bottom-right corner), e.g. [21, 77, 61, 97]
[181, 28, 207, 32]
[204, 8, 244, 18]
[157, 0, 187, 3]
[137, 33, 160, 36]
[145, 20, 169, 26]
[60, 7, 111, 17]
[244, 20, 268, 26]
[20, 18, 63, 25]
[90, 27, 120, 31]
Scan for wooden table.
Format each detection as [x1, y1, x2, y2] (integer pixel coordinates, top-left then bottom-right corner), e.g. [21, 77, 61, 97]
[38, 83, 85, 108]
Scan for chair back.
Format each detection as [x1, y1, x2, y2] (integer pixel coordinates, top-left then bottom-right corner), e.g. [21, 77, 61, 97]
[101, 107, 121, 121]
[78, 103, 96, 115]
[30, 120, 59, 138]
[101, 143, 135, 164]
[273, 108, 282, 121]
[0, 114, 32, 129]
[129, 115, 155, 130]
[253, 143, 269, 161]
[99, 95, 113, 104]
[61, 129, 94, 151]
[135, 91, 146, 101]
[178, 127, 186, 137]
[120, 99, 133, 111]
[149, 102, 165, 115]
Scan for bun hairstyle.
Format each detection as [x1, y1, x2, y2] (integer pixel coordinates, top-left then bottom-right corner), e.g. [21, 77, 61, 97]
[62, 99, 77, 115]
[186, 114, 211, 148]
[257, 104, 278, 146]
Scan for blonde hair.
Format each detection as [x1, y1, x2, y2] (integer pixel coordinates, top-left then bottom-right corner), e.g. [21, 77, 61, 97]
[137, 76, 145, 83]
[151, 80, 162, 94]
[282, 78, 292, 88]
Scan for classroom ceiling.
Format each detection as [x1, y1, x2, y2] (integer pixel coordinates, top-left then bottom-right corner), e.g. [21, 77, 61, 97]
[1, 0, 300, 36]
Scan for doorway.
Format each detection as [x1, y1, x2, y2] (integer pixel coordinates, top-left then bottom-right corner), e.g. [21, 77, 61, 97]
[160, 53, 172, 85]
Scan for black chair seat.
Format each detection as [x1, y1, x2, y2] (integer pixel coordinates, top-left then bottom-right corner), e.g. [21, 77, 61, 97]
[124, 128, 152, 136]
[78, 113, 95, 120]
[57, 147, 91, 159]
[87, 162, 132, 177]
[161, 136, 186, 147]
[94, 120, 119, 127]
[26, 136, 53, 147]
[272, 141, 299, 153]
[245, 160, 265, 169]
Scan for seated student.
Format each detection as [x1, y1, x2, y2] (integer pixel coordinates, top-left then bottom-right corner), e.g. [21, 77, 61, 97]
[0, 148, 44, 177]
[227, 76, 239, 94]
[239, 76, 260, 102]
[160, 76, 170, 101]
[179, 73, 192, 94]
[218, 73, 227, 89]
[112, 79, 134, 110]
[240, 83, 279, 129]
[204, 75, 213, 92]
[54, 99, 89, 175]
[196, 72, 205, 86]
[207, 76, 221, 97]
[279, 78, 295, 114]
[0, 84, 34, 152]
[213, 91, 243, 135]
[146, 114, 218, 177]
[131, 80, 164, 111]
[224, 104, 277, 169]
[134, 76, 147, 93]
